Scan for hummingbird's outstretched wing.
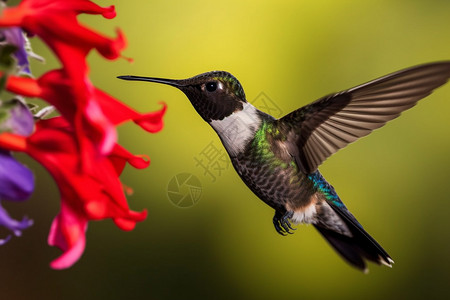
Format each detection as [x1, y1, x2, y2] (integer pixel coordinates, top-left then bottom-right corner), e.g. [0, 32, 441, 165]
[278, 61, 450, 174]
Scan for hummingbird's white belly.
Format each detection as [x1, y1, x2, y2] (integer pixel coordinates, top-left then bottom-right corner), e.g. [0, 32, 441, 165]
[210, 102, 261, 157]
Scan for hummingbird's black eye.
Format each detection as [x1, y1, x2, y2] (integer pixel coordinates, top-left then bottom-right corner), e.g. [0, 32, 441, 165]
[205, 81, 217, 92]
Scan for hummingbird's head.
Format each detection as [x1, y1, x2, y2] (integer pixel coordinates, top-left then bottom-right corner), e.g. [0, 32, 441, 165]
[118, 71, 246, 122]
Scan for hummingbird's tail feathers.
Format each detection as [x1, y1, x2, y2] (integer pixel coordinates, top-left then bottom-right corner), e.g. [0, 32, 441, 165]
[314, 225, 368, 272]
[315, 203, 393, 271]
[314, 225, 393, 272]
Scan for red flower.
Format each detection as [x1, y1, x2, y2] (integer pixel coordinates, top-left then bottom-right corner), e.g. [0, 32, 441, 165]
[0, 0, 132, 158]
[0, 117, 151, 269]
[0, 0, 168, 269]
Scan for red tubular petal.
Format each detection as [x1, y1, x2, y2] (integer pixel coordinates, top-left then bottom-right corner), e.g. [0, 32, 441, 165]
[29, 0, 116, 19]
[114, 209, 148, 231]
[94, 88, 167, 132]
[134, 102, 167, 133]
[5, 75, 43, 97]
[113, 218, 136, 231]
[100, 6, 116, 19]
[128, 154, 151, 169]
[93, 88, 137, 124]
[127, 209, 148, 221]
[71, 2, 116, 19]
[99, 28, 126, 60]
[0, 133, 27, 151]
[0, 6, 24, 26]
[110, 144, 151, 175]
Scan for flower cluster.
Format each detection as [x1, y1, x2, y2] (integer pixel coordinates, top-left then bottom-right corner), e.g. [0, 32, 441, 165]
[0, 0, 166, 269]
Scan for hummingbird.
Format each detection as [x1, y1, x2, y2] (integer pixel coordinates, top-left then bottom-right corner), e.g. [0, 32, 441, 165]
[118, 61, 450, 272]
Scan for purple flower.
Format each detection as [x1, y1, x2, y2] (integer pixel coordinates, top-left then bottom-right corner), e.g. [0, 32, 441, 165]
[0, 26, 31, 74]
[0, 149, 34, 200]
[0, 204, 33, 245]
[0, 149, 34, 244]
[0, 100, 35, 244]
[0, 98, 35, 136]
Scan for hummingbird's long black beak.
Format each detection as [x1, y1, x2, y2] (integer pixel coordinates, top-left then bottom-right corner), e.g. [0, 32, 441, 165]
[117, 75, 184, 88]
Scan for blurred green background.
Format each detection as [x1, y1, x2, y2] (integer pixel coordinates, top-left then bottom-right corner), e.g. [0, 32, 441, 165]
[2, 0, 450, 299]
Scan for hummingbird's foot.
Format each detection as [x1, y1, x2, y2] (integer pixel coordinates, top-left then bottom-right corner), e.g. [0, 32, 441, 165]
[273, 210, 296, 236]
